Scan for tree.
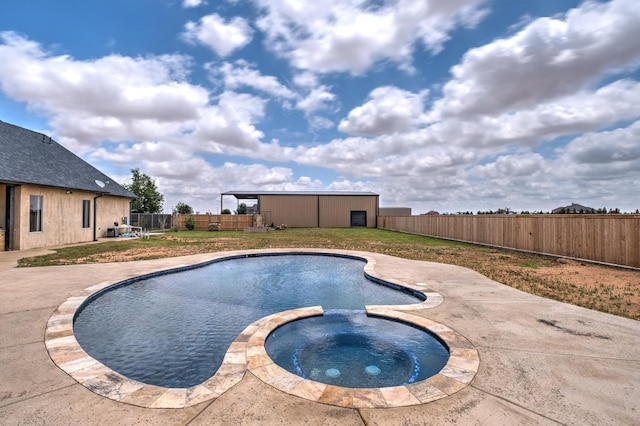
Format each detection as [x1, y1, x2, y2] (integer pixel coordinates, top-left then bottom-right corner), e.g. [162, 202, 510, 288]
[125, 168, 164, 213]
[235, 203, 247, 214]
[221, 209, 231, 214]
[174, 201, 193, 214]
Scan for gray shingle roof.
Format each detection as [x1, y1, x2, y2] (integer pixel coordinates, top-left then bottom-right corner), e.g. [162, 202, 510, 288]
[552, 203, 595, 213]
[0, 120, 135, 198]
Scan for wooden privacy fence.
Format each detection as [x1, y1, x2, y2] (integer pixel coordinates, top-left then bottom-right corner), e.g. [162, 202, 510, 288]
[378, 215, 640, 268]
[173, 214, 254, 231]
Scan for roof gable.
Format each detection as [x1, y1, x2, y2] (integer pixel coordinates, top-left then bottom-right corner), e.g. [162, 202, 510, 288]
[0, 120, 135, 198]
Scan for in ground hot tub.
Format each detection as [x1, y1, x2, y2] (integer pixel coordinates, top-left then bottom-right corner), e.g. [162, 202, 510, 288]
[265, 310, 450, 388]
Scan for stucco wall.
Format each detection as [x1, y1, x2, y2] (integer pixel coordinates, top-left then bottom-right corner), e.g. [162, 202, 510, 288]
[15, 184, 131, 250]
[95, 194, 134, 238]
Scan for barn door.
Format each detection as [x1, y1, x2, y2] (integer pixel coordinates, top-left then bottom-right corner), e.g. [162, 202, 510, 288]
[350, 210, 367, 227]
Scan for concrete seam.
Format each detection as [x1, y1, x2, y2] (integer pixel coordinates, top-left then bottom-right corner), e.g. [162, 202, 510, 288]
[470, 384, 568, 425]
[474, 345, 640, 362]
[0, 306, 58, 316]
[356, 408, 368, 425]
[183, 398, 218, 425]
[0, 382, 77, 410]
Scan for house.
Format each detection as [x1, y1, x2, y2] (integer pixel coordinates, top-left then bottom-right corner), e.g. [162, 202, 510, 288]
[552, 203, 596, 214]
[0, 120, 136, 250]
[221, 190, 379, 228]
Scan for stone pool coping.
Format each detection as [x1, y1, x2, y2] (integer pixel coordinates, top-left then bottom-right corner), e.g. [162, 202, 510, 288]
[44, 250, 479, 409]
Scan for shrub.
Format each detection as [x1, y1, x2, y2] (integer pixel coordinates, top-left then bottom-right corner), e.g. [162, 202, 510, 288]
[184, 215, 196, 231]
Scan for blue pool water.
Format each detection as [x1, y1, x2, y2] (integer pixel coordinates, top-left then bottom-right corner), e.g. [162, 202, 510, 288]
[265, 310, 450, 388]
[74, 254, 424, 387]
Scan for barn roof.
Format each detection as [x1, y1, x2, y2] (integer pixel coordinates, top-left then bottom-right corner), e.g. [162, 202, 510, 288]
[222, 190, 379, 199]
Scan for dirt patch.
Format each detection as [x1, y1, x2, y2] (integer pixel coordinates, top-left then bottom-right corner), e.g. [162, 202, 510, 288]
[532, 261, 640, 318]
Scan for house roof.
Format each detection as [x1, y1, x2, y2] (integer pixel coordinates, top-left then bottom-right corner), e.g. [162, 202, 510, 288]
[552, 203, 595, 213]
[0, 120, 135, 198]
[222, 190, 379, 199]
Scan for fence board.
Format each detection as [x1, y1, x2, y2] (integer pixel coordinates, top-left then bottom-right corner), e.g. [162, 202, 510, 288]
[379, 215, 640, 268]
[173, 214, 254, 231]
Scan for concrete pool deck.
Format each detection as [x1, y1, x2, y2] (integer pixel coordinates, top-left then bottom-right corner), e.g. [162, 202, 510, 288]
[1, 248, 639, 425]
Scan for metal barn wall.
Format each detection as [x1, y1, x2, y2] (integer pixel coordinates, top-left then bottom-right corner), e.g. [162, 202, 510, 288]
[318, 195, 378, 228]
[254, 194, 378, 228]
[259, 195, 319, 227]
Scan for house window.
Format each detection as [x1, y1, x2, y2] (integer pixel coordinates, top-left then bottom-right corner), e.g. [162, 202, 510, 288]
[82, 200, 91, 228]
[29, 195, 43, 232]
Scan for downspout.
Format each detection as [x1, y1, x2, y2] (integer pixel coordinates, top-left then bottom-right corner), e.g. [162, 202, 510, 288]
[93, 193, 104, 241]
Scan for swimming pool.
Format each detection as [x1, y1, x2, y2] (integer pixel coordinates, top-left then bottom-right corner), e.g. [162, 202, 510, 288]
[73, 253, 424, 387]
[49, 250, 479, 409]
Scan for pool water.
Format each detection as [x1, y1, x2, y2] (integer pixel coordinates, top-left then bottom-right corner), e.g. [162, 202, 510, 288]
[73, 254, 423, 388]
[265, 310, 450, 388]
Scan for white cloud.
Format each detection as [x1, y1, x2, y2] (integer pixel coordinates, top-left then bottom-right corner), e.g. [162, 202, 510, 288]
[297, 131, 476, 178]
[557, 119, 640, 180]
[471, 153, 546, 179]
[214, 61, 295, 99]
[292, 71, 319, 88]
[182, 0, 205, 8]
[182, 14, 253, 57]
[339, 86, 428, 136]
[428, 79, 640, 150]
[432, 0, 640, 118]
[0, 32, 297, 160]
[191, 106, 264, 150]
[152, 160, 300, 213]
[0, 31, 208, 150]
[253, 0, 487, 74]
[295, 85, 336, 115]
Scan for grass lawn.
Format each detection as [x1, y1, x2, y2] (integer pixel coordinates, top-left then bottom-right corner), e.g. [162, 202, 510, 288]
[18, 228, 640, 320]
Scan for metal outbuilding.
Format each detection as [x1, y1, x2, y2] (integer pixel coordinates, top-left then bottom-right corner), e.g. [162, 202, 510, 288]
[221, 191, 379, 228]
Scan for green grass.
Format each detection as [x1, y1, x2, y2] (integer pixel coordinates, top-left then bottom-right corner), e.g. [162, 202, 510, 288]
[17, 228, 464, 267]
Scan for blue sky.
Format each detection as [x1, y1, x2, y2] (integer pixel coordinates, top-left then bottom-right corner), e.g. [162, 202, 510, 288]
[1, 0, 639, 213]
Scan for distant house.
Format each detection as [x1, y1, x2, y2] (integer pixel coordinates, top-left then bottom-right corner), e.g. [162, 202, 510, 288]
[552, 203, 596, 214]
[0, 120, 136, 250]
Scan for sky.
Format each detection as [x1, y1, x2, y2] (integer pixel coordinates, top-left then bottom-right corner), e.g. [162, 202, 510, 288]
[1, 0, 639, 214]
